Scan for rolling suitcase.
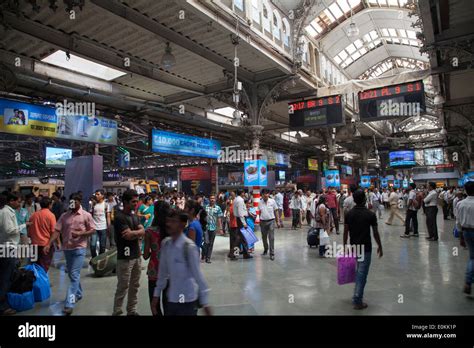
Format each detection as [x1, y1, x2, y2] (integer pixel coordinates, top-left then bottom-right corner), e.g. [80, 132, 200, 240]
[90, 247, 117, 277]
[307, 227, 320, 247]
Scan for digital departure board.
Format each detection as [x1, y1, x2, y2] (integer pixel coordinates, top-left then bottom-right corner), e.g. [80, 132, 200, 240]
[358, 80, 425, 121]
[289, 95, 344, 129]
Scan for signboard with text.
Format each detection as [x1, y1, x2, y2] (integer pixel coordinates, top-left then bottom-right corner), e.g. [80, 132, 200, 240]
[289, 94, 344, 129]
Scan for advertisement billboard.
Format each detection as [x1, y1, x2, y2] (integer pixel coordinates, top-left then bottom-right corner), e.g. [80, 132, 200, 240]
[381, 178, 388, 188]
[308, 158, 319, 171]
[324, 169, 340, 188]
[150, 129, 221, 159]
[0, 98, 117, 145]
[389, 150, 416, 167]
[45, 147, 72, 167]
[244, 160, 267, 187]
[360, 175, 371, 188]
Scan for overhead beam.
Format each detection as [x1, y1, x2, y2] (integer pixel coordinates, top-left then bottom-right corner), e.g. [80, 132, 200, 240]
[90, 0, 255, 82]
[2, 11, 205, 95]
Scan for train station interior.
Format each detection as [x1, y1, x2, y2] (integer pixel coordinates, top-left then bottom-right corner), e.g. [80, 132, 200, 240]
[0, 0, 473, 321]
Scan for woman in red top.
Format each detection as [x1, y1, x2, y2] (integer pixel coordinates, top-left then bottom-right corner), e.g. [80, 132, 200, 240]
[143, 200, 170, 316]
[227, 193, 238, 260]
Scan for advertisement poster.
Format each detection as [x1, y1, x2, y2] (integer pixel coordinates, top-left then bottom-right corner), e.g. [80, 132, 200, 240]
[244, 160, 267, 187]
[151, 129, 221, 159]
[263, 150, 290, 167]
[402, 179, 409, 188]
[0, 98, 117, 145]
[45, 147, 72, 167]
[308, 158, 319, 171]
[393, 180, 400, 188]
[381, 178, 388, 188]
[179, 166, 212, 196]
[227, 172, 244, 185]
[360, 175, 371, 188]
[324, 169, 340, 188]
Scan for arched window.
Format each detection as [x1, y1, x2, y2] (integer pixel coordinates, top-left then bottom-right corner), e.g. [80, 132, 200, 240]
[233, 0, 244, 12]
[301, 39, 309, 65]
[262, 2, 271, 33]
[272, 11, 281, 40]
[282, 18, 290, 47]
[251, 0, 261, 25]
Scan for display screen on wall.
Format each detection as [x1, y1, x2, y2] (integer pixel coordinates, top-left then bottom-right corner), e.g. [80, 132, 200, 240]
[358, 80, 425, 121]
[341, 165, 353, 175]
[45, 147, 72, 167]
[324, 169, 340, 188]
[424, 148, 444, 166]
[389, 150, 415, 167]
[360, 175, 371, 188]
[278, 171, 286, 181]
[150, 129, 221, 159]
[289, 95, 344, 129]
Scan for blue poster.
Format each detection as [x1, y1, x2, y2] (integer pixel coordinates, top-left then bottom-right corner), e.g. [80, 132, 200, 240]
[324, 170, 340, 188]
[393, 180, 400, 188]
[244, 160, 267, 187]
[151, 129, 221, 159]
[402, 179, 408, 188]
[465, 172, 474, 184]
[360, 175, 371, 188]
[380, 178, 388, 188]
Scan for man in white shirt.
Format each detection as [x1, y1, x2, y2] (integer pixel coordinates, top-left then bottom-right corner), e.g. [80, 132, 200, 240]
[424, 182, 439, 241]
[233, 189, 252, 259]
[457, 181, 474, 295]
[91, 189, 108, 259]
[0, 192, 21, 315]
[258, 190, 279, 260]
[382, 189, 390, 209]
[401, 183, 419, 238]
[304, 190, 313, 226]
[274, 190, 284, 228]
[385, 188, 405, 225]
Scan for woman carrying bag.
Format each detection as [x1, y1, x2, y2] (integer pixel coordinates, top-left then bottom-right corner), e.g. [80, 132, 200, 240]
[312, 196, 333, 258]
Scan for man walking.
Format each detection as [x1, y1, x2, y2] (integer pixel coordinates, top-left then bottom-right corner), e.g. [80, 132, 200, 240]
[325, 187, 339, 234]
[385, 187, 405, 225]
[424, 182, 439, 241]
[90, 189, 108, 259]
[203, 194, 223, 264]
[259, 189, 279, 261]
[401, 183, 419, 239]
[458, 181, 474, 295]
[343, 189, 383, 310]
[52, 193, 96, 315]
[0, 192, 21, 316]
[274, 190, 284, 228]
[113, 189, 145, 316]
[233, 189, 252, 259]
[28, 197, 57, 272]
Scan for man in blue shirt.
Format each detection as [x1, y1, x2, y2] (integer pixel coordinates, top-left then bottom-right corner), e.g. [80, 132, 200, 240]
[203, 195, 223, 264]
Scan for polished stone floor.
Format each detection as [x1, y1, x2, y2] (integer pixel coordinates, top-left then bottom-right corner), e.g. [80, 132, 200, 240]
[21, 208, 473, 315]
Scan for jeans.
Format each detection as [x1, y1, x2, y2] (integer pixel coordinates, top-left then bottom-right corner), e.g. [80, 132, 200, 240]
[329, 208, 339, 232]
[425, 206, 438, 240]
[291, 209, 300, 228]
[113, 258, 142, 314]
[463, 230, 474, 286]
[0, 256, 18, 312]
[165, 301, 198, 316]
[64, 248, 86, 308]
[202, 230, 217, 261]
[90, 229, 107, 258]
[260, 219, 275, 255]
[405, 210, 418, 235]
[353, 252, 372, 305]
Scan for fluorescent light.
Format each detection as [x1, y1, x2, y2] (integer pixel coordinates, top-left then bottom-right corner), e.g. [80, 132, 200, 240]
[41, 50, 127, 81]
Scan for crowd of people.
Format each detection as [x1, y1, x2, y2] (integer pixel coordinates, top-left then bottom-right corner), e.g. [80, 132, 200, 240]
[0, 180, 472, 316]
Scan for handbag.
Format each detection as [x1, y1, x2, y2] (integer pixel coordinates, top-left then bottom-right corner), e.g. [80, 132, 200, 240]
[23, 263, 50, 302]
[319, 229, 330, 246]
[337, 256, 357, 285]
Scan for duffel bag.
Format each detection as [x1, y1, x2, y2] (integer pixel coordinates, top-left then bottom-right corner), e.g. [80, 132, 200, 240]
[7, 291, 35, 312]
[24, 263, 50, 302]
[90, 247, 117, 277]
[307, 227, 320, 247]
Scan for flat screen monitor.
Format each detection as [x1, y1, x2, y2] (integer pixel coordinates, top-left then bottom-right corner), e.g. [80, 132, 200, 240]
[45, 147, 72, 167]
[424, 148, 444, 166]
[278, 171, 286, 181]
[389, 150, 415, 167]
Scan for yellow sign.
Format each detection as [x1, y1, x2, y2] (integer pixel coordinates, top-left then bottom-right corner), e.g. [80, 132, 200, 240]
[308, 158, 319, 171]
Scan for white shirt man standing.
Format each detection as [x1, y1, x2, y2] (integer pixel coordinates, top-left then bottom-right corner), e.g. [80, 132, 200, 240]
[258, 190, 279, 260]
[457, 181, 474, 295]
[274, 190, 284, 228]
[233, 189, 252, 259]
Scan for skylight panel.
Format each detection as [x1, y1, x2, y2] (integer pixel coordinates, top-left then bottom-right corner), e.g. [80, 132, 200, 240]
[352, 51, 361, 60]
[337, 0, 351, 13]
[334, 55, 343, 64]
[354, 39, 363, 48]
[329, 3, 344, 19]
[399, 29, 407, 37]
[323, 9, 336, 23]
[388, 28, 397, 36]
[339, 50, 348, 60]
[42, 50, 127, 81]
[306, 25, 318, 37]
[407, 30, 417, 39]
[346, 44, 357, 54]
[381, 28, 389, 37]
[348, 0, 361, 7]
[388, 0, 398, 6]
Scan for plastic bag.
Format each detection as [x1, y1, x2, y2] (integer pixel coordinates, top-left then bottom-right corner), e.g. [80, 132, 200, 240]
[453, 227, 459, 238]
[24, 263, 51, 302]
[337, 256, 357, 285]
[240, 227, 259, 246]
[7, 290, 35, 312]
[319, 230, 330, 246]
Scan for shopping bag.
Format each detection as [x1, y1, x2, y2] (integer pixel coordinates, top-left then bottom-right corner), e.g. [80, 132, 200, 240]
[24, 263, 50, 302]
[337, 256, 357, 285]
[7, 291, 35, 312]
[240, 227, 259, 246]
[319, 229, 330, 246]
[453, 227, 460, 238]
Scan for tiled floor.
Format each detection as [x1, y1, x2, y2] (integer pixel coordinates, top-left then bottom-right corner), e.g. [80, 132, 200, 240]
[21, 208, 473, 315]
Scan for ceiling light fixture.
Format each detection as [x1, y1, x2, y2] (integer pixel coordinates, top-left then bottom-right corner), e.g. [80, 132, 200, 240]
[161, 42, 176, 70]
[347, 8, 359, 38]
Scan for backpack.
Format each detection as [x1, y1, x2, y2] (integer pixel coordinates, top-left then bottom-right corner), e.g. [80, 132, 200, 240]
[413, 192, 423, 210]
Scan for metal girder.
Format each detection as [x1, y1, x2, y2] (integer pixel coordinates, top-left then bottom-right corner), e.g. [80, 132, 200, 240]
[2, 11, 205, 95]
[90, 0, 255, 83]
